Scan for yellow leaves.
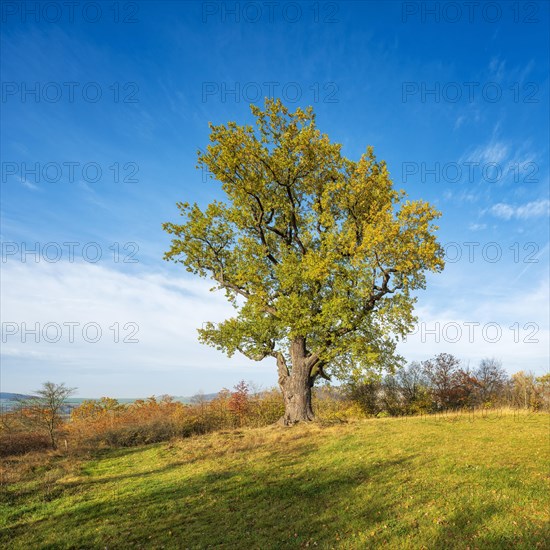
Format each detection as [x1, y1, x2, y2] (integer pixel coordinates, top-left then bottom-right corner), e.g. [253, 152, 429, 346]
[164, 98, 445, 374]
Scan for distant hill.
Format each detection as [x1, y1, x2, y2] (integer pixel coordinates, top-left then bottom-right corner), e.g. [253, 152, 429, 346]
[177, 393, 219, 404]
[1, 392, 219, 404]
[0, 392, 32, 400]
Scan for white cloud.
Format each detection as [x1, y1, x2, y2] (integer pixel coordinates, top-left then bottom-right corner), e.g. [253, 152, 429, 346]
[0, 262, 275, 396]
[18, 176, 39, 191]
[454, 115, 465, 130]
[490, 203, 515, 219]
[2, 258, 548, 396]
[465, 140, 509, 165]
[399, 277, 549, 375]
[468, 223, 487, 231]
[488, 56, 535, 86]
[442, 189, 480, 204]
[489, 199, 550, 220]
[459, 125, 539, 187]
[488, 57, 506, 81]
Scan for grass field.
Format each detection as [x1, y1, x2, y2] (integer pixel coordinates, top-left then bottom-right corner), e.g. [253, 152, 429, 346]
[1, 410, 548, 549]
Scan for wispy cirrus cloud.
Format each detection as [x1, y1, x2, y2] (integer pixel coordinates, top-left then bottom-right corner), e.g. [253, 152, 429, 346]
[400, 275, 549, 374]
[460, 123, 510, 166]
[489, 199, 550, 220]
[17, 176, 39, 191]
[468, 223, 487, 231]
[488, 56, 535, 86]
[459, 121, 538, 172]
[0, 261, 271, 396]
[465, 140, 509, 165]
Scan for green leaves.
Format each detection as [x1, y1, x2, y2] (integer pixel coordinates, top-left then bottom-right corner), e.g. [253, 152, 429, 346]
[164, 98, 444, 379]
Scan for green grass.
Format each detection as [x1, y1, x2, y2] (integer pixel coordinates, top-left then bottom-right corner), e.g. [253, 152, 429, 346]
[1, 410, 549, 549]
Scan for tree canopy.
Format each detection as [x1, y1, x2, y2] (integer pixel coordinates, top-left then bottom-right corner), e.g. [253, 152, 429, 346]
[163, 98, 444, 422]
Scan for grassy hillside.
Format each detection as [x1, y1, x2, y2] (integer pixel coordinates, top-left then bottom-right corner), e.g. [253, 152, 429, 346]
[1, 410, 548, 549]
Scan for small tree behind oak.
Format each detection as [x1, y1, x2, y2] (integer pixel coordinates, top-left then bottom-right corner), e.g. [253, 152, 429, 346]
[228, 380, 250, 426]
[18, 381, 76, 449]
[163, 98, 444, 425]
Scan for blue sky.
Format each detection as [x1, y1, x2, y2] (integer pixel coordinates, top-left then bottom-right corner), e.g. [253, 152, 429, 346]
[1, 1, 548, 397]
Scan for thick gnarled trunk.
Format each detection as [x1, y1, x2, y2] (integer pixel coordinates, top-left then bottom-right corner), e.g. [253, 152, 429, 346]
[277, 337, 316, 425]
[279, 368, 315, 425]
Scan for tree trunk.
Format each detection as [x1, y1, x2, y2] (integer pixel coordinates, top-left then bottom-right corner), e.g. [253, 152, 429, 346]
[277, 337, 315, 425]
[48, 426, 57, 449]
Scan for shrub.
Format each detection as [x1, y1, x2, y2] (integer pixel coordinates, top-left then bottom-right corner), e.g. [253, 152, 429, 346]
[248, 388, 284, 426]
[228, 381, 250, 427]
[95, 419, 177, 447]
[313, 386, 365, 423]
[0, 432, 51, 456]
[347, 380, 382, 417]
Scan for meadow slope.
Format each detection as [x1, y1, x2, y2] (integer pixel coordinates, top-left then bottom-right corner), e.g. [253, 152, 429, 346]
[1, 410, 549, 549]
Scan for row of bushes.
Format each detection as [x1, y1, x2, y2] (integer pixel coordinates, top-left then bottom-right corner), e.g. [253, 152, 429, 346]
[0, 384, 284, 455]
[68, 385, 285, 448]
[348, 356, 549, 416]
[65, 384, 364, 448]
[1, 356, 548, 456]
[0, 383, 363, 455]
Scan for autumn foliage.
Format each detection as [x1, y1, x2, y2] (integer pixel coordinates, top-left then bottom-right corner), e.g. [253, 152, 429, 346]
[348, 355, 549, 416]
[63, 384, 284, 449]
[2, 362, 548, 458]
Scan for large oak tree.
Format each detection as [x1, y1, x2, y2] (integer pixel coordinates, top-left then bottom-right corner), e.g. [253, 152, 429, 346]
[163, 99, 444, 424]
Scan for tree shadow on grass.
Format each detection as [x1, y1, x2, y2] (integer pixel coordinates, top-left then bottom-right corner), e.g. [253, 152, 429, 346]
[4, 438, 547, 549]
[1, 447, 414, 549]
[426, 503, 548, 550]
